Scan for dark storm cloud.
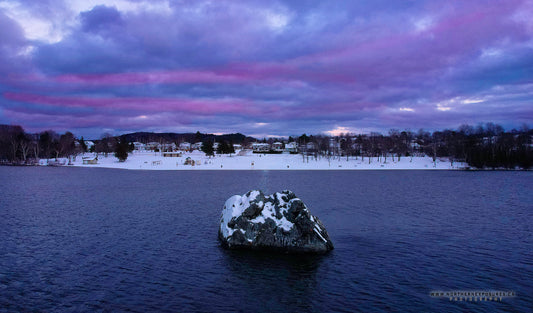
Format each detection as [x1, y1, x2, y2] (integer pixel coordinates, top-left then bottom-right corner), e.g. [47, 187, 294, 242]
[80, 5, 123, 33]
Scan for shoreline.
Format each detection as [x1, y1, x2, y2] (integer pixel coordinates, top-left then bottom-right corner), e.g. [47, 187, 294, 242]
[4, 150, 530, 171]
[32, 150, 472, 171]
[4, 164, 529, 171]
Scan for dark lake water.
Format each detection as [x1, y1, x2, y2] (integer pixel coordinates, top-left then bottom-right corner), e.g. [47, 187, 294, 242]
[0, 167, 532, 312]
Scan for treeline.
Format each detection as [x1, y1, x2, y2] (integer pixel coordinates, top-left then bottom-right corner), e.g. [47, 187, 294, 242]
[0, 125, 80, 164]
[285, 123, 532, 170]
[1, 123, 532, 169]
[200, 140, 235, 157]
[121, 131, 254, 145]
[0, 127, 133, 164]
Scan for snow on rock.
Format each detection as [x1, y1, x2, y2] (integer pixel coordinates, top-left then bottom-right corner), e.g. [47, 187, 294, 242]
[219, 190, 334, 253]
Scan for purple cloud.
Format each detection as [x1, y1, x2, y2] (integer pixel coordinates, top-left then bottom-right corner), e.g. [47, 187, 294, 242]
[0, 0, 532, 138]
[80, 5, 124, 33]
[3, 92, 277, 116]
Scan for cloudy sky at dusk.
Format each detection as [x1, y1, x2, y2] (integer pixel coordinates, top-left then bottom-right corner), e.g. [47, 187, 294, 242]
[0, 0, 532, 138]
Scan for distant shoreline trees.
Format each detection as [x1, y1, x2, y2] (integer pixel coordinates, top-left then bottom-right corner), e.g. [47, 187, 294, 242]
[0, 123, 531, 169]
[290, 123, 532, 170]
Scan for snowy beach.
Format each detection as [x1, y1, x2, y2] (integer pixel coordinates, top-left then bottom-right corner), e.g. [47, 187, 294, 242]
[46, 150, 466, 170]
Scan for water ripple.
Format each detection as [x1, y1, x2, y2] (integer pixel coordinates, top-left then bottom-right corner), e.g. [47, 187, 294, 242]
[0, 168, 531, 312]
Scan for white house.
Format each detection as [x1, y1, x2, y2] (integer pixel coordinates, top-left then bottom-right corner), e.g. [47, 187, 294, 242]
[411, 142, 422, 151]
[160, 143, 177, 152]
[192, 142, 203, 150]
[252, 143, 270, 153]
[285, 142, 298, 153]
[233, 144, 242, 150]
[351, 143, 362, 153]
[272, 142, 284, 151]
[179, 142, 191, 151]
[85, 141, 95, 151]
[82, 155, 98, 164]
[146, 142, 159, 151]
[329, 139, 341, 152]
[133, 142, 146, 150]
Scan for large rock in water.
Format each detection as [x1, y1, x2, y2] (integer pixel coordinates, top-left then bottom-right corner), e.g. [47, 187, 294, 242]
[219, 190, 334, 253]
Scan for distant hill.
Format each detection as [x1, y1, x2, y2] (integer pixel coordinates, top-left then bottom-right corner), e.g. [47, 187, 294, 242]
[119, 132, 256, 144]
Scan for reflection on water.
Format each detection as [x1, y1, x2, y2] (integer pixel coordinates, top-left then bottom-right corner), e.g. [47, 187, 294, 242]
[221, 248, 327, 310]
[258, 170, 270, 194]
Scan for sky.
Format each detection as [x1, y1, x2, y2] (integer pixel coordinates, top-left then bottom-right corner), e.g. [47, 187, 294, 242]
[0, 0, 532, 138]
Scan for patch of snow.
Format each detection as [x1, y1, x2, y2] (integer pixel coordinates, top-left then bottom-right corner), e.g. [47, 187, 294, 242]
[66, 151, 466, 171]
[259, 200, 294, 231]
[220, 195, 243, 238]
[221, 191, 299, 239]
[250, 215, 265, 224]
[314, 227, 327, 243]
[276, 192, 286, 205]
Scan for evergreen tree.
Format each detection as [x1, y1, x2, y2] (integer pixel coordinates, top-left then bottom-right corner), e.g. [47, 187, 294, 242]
[228, 141, 235, 154]
[201, 140, 214, 156]
[299, 133, 309, 144]
[80, 136, 88, 153]
[217, 140, 227, 154]
[194, 131, 203, 143]
[114, 137, 129, 162]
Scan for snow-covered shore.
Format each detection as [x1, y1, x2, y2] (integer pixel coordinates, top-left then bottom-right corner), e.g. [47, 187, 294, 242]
[43, 150, 466, 170]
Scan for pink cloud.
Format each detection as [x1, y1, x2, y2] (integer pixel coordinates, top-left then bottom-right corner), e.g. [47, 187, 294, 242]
[4, 92, 272, 116]
[3, 108, 193, 131]
[54, 69, 253, 85]
[50, 61, 311, 88]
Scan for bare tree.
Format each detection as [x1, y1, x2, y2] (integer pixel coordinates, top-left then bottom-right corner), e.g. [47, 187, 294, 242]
[18, 133, 31, 162]
[97, 133, 114, 157]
